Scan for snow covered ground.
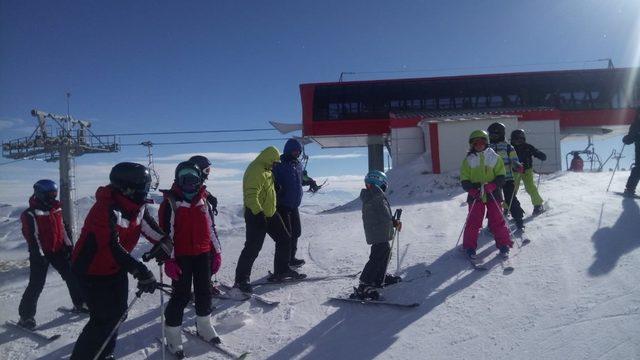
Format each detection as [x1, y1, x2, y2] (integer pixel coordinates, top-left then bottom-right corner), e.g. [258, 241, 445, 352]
[1, 165, 639, 360]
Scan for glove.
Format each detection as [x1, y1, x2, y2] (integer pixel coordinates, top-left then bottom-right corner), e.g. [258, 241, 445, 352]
[62, 245, 73, 261]
[393, 220, 402, 232]
[29, 252, 47, 268]
[536, 151, 547, 161]
[134, 266, 157, 294]
[468, 188, 481, 200]
[623, 134, 634, 145]
[309, 181, 320, 193]
[484, 183, 497, 193]
[515, 164, 525, 174]
[164, 258, 182, 281]
[210, 250, 221, 275]
[144, 236, 173, 263]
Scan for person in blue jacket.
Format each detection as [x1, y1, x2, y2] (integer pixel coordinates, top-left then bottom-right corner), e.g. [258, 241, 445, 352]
[272, 138, 318, 267]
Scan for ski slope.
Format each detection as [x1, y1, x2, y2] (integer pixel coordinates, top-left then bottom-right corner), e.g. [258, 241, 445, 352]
[0, 165, 639, 360]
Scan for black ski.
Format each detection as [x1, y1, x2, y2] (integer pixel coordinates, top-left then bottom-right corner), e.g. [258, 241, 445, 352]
[4, 321, 61, 342]
[182, 328, 249, 359]
[252, 272, 360, 286]
[382, 269, 432, 288]
[329, 297, 419, 308]
[155, 337, 185, 359]
[56, 307, 89, 316]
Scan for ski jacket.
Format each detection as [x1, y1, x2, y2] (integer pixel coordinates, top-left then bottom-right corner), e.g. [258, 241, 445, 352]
[361, 186, 394, 245]
[71, 185, 165, 276]
[460, 147, 506, 203]
[513, 143, 547, 170]
[489, 141, 521, 180]
[273, 151, 304, 210]
[159, 184, 221, 257]
[21, 196, 72, 255]
[243, 146, 280, 217]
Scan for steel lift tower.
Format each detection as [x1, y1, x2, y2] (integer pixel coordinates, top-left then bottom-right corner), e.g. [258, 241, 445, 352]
[2, 109, 120, 239]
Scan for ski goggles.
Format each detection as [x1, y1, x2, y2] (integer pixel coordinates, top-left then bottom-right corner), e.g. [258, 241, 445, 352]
[178, 173, 202, 193]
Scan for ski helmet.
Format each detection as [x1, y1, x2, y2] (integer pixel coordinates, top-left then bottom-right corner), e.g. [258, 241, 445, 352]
[469, 129, 489, 144]
[188, 155, 212, 180]
[487, 122, 506, 142]
[175, 161, 202, 195]
[364, 170, 388, 192]
[510, 129, 526, 143]
[33, 179, 58, 206]
[109, 162, 152, 204]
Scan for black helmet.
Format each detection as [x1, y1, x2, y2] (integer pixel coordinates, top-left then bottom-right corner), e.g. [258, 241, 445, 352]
[510, 129, 526, 144]
[109, 162, 152, 204]
[33, 179, 58, 206]
[188, 155, 211, 180]
[175, 161, 203, 195]
[487, 122, 506, 143]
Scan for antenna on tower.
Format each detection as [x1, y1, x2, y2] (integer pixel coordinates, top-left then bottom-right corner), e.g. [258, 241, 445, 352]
[141, 141, 160, 191]
[1, 108, 120, 240]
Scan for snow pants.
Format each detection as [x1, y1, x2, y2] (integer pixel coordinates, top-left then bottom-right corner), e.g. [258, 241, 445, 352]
[277, 206, 301, 261]
[463, 199, 513, 251]
[165, 252, 212, 326]
[502, 180, 524, 220]
[19, 250, 85, 320]
[515, 169, 544, 206]
[625, 142, 640, 192]
[71, 271, 128, 360]
[359, 242, 391, 287]
[235, 208, 291, 283]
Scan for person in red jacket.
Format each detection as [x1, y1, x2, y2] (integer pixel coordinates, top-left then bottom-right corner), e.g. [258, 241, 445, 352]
[17, 179, 87, 330]
[159, 161, 222, 356]
[70, 162, 172, 360]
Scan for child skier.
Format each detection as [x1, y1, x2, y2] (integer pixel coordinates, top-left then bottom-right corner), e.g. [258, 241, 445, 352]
[622, 108, 640, 197]
[159, 161, 223, 355]
[461, 130, 513, 259]
[510, 129, 547, 214]
[18, 179, 87, 330]
[70, 162, 171, 360]
[351, 170, 402, 300]
[487, 122, 525, 231]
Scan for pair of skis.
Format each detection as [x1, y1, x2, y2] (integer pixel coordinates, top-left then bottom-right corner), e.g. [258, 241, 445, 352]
[156, 328, 249, 359]
[4, 321, 61, 342]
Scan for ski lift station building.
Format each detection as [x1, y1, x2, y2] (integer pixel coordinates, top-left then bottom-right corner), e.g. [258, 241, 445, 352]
[299, 67, 639, 173]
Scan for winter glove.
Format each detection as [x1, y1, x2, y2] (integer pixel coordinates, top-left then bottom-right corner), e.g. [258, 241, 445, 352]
[535, 151, 547, 161]
[134, 266, 157, 294]
[29, 252, 47, 268]
[393, 220, 402, 232]
[62, 245, 73, 261]
[144, 236, 173, 263]
[210, 250, 221, 275]
[164, 258, 182, 281]
[308, 181, 320, 193]
[484, 183, 497, 193]
[623, 134, 634, 145]
[468, 188, 481, 200]
[514, 164, 525, 174]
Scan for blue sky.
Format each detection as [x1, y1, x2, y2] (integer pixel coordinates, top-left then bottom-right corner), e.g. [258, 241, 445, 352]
[1, 0, 640, 205]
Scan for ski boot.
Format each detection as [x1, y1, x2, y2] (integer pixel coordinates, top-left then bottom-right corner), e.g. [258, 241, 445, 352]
[72, 303, 90, 314]
[290, 258, 306, 268]
[383, 274, 402, 286]
[267, 268, 307, 282]
[209, 281, 222, 296]
[196, 315, 221, 344]
[17, 317, 36, 330]
[164, 324, 185, 357]
[532, 205, 545, 215]
[350, 284, 380, 300]
[233, 281, 252, 294]
[514, 218, 525, 233]
[498, 245, 510, 258]
[465, 248, 477, 260]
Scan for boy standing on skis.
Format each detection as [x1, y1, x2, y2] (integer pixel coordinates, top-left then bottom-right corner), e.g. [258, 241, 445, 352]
[461, 130, 513, 259]
[510, 129, 547, 214]
[18, 179, 87, 330]
[159, 161, 223, 356]
[70, 162, 171, 360]
[351, 170, 402, 301]
[488, 122, 526, 231]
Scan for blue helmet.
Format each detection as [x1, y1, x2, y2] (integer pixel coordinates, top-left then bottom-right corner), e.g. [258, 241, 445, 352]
[364, 170, 388, 192]
[33, 179, 58, 205]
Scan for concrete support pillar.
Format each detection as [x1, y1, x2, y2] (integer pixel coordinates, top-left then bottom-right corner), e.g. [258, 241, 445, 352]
[58, 148, 76, 240]
[368, 141, 384, 172]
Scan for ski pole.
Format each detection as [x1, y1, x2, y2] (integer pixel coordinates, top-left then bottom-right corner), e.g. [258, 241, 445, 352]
[606, 144, 626, 192]
[159, 264, 166, 360]
[395, 209, 403, 275]
[536, 160, 545, 189]
[386, 209, 402, 270]
[93, 289, 144, 360]
[455, 198, 477, 249]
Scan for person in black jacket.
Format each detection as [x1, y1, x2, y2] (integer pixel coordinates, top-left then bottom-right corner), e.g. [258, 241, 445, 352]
[622, 108, 640, 197]
[510, 129, 547, 215]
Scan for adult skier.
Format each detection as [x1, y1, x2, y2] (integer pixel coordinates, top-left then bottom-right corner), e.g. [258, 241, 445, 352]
[487, 122, 525, 230]
[622, 108, 640, 197]
[272, 138, 319, 267]
[510, 129, 547, 214]
[461, 130, 513, 259]
[70, 162, 172, 360]
[159, 161, 223, 355]
[18, 179, 87, 330]
[234, 146, 305, 293]
[351, 170, 402, 300]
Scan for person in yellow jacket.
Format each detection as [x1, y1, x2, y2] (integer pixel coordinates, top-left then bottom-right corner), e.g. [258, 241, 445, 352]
[460, 130, 514, 260]
[233, 146, 306, 292]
